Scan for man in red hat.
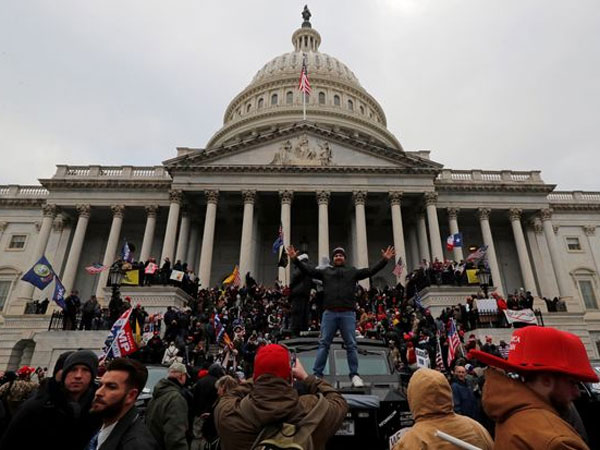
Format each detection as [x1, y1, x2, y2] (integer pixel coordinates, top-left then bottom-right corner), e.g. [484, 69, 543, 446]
[214, 344, 348, 450]
[470, 326, 598, 449]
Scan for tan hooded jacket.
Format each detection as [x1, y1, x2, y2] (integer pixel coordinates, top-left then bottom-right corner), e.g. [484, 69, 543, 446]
[482, 368, 589, 450]
[392, 368, 493, 450]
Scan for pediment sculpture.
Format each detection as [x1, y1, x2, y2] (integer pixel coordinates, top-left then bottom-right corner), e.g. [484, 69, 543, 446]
[270, 135, 333, 166]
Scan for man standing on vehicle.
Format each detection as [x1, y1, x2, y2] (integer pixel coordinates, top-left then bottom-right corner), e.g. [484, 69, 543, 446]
[287, 245, 395, 387]
[470, 326, 598, 449]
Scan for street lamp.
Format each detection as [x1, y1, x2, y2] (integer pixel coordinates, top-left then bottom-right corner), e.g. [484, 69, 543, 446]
[108, 264, 125, 318]
[476, 265, 491, 298]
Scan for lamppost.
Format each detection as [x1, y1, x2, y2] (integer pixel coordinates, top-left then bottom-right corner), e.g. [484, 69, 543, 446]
[476, 265, 491, 298]
[108, 264, 125, 320]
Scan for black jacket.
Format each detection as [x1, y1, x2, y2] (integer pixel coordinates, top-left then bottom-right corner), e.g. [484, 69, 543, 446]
[293, 258, 388, 310]
[99, 406, 159, 450]
[289, 264, 314, 300]
[0, 378, 100, 450]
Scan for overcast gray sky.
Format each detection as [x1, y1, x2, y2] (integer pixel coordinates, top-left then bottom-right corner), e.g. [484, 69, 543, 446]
[1, 0, 598, 190]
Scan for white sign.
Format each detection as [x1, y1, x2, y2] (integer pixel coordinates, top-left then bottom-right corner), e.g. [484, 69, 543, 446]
[416, 348, 430, 368]
[503, 308, 537, 325]
[389, 428, 411, 449]
[170, 270, 184, 282]
[476, 298, 498, 314]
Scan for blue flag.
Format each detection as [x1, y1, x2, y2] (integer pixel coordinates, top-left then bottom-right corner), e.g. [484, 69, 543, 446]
[52, 277, 66, 309]
[21, 256, 55, 290]
[121, 240, 132, 262]
[453, 233, 463, 248]
[272, 224, 284, 254]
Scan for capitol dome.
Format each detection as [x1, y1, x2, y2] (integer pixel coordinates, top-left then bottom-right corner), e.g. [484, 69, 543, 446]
[206, 8, 403, 151]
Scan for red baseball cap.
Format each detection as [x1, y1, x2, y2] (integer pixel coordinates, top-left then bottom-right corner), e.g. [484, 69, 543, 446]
[253, 344, 292, 381]
[469, 326, 598, 383]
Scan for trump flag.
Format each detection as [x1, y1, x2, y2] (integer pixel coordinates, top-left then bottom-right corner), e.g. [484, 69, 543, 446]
[101, 307, 138, 360]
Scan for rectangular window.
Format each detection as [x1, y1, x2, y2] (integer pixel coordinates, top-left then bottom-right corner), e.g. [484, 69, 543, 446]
[566, 237, 582, 251]
[8, 235, 26, 249]
[0, 281, 10, 310]
[579, 280, 598, 309]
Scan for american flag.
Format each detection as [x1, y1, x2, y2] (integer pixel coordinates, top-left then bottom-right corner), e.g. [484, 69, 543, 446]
[85, 263, 108, 275]
[435, 331, 445, 372]
[392, 257, 404, 277]
[466, 245, 488, 264]
[298, 55, 311, 95]
[413, 290, 424, 310]
[447, 318, 461, 367]
[232, 265, 241, 287]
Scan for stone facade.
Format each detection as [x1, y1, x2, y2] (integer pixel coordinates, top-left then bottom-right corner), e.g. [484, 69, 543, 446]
[1, 11, 599, 369]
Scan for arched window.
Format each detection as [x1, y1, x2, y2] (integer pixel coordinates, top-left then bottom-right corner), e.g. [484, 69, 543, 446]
[246, 103, 252, 113]
[319, 92, 326, 104]
[271, 94, 278, 106]
[348, 99, 354, 111]
[334, 95, 340, 106]
[286, 91, 293, 104]
[360, 105, 365, 115]
[258, 98, 264, 109]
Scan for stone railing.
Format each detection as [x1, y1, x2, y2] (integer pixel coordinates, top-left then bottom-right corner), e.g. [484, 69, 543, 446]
[436, 169, 543, 183]
[0, 185, 49, 198]
[547, 191, 600, 203]
[53, 165, 171, 180]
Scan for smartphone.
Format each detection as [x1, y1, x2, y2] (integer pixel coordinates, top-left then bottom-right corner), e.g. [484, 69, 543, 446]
[290, 350, 297, 368]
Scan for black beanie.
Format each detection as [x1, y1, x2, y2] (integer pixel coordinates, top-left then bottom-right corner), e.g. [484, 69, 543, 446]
[62, 350, 99, 379]
[53, 351, 75, 377]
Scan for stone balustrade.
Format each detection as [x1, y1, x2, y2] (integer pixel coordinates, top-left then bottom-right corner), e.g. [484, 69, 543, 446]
[548, 191, 600, 203]
[436, 169, 543, 183]
[0, 185, 49, 198]
[52, 165, 171, 179]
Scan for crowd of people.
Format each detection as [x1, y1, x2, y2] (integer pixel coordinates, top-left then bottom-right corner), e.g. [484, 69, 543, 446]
[1, 246, 593, 449]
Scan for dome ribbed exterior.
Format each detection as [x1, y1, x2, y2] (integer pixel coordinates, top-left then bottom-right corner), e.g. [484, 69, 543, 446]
[205, 11, 402, 151]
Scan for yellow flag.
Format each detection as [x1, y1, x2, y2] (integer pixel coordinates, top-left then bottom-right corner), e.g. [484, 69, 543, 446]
[135, 319, 142, 345]
[466, 269, 479, 284]
[222, 265, 239, 285]
[122, 269, 139, 285]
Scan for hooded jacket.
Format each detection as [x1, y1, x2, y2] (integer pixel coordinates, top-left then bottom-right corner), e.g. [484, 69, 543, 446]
[145, 377, 189, 450]
[293, 257, 388, 310]
[392, 368, 493, 450]
[0, 377, 100, 450]
[214, 374, 347, 450]
[482, 368, 589, 449]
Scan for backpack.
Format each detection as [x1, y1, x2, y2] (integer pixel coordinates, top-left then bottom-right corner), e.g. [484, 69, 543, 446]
[240, 393, 328, 450]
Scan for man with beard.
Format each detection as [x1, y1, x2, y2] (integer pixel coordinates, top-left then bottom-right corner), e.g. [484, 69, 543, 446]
[89, 358, 158, 450]
[0, 349, 101, 449]
[470, 326, 598, 449]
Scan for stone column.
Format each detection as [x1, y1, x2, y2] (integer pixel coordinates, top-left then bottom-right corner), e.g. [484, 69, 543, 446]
[96, 205, 125, 302]
[424, 193, 444, 262]
[0, 222, 7, 242]
[416, 211, 430, 262]
[239, 190, 256, 284]
[19, 204, 58, 303]
[407, 226, 419, 271]
[174, 207, 191, 264]
[139, 205, 158, 262]
[160, 190, 182, 265]
[316, 191, 330, 265]
[279, 190, 293, 284]
[353, 191, 369, 289]
[477, 208, 504, 297]
[62, 204, 91, 294]
[389, 192, 407, 283]
[508, 208, 538, 296]
[186, 223, 200, 273]
[540, 208, 576, 306]
[199, 190, 219, 288]
[447, 207, 464, 262]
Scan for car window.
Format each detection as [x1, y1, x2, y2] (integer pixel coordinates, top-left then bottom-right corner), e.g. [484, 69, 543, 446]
[143, 367, 168, 393]
[297, 354, 330, 375]
[334, 350, 389, 376]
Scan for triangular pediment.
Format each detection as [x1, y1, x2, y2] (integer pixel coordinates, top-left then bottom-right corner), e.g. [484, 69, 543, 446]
[165, 123, 442, 172]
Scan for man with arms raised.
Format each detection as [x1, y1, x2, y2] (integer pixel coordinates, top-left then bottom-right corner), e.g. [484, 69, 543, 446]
[470, 326, 598, 449]
[287, 245, 395, 387]
[89, 358, 158, 449]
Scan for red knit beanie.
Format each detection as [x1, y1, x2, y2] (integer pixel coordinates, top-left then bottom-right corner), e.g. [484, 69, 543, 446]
[253, 344, 291, 381]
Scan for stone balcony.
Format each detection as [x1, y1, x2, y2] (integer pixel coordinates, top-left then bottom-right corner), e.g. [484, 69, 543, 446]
[101, 285, 193, 314]
[436, 169, 544, 184]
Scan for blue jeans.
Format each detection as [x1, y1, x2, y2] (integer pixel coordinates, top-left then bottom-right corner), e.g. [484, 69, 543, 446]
[313, 310, 359, 378]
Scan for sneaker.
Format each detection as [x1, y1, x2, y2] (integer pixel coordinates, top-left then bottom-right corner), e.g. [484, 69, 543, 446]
[351, 375, 364, 388]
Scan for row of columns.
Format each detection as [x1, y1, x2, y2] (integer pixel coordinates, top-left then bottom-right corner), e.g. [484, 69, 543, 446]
[21, 194, 574, 307]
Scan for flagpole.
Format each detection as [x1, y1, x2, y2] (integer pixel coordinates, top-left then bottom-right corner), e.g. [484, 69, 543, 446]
[303, 89, 306, 121]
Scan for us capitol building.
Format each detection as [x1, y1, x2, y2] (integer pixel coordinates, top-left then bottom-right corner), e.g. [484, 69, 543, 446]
[1, 9, 599, 370]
